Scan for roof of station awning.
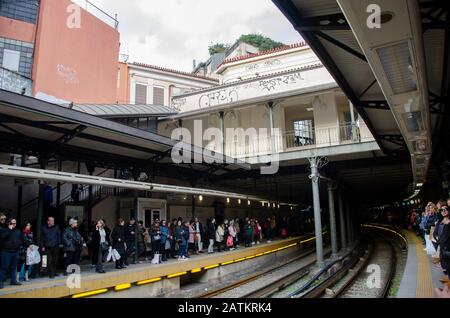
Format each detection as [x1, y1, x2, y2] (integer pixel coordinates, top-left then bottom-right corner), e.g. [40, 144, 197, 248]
[273, 0, 402, 155]
[272, 0, 449, 190]
[71, 103, 178, 118]
[0, 89, 250, 177]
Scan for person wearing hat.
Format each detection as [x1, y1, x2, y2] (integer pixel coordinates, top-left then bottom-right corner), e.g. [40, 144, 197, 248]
[62, 218, 83, 276]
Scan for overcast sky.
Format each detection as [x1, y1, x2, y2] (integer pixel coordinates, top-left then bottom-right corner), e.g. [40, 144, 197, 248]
[87, 0, 302, 72]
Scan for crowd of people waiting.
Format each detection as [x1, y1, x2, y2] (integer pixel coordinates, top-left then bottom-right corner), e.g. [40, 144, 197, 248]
[409, 199, 450, 297]
[0, 213, 296, 289]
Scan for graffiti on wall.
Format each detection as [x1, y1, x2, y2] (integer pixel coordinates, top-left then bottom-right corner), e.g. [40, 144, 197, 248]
[245, 59, 282, 72]
[199, 88, 239, 108]
[0, 68, 32, 95]
[56, 64, 79, 84]
[259, 71, 305, 92]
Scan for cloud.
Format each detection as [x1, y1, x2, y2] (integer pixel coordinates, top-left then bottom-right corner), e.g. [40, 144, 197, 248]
[87, 0, 302, 71]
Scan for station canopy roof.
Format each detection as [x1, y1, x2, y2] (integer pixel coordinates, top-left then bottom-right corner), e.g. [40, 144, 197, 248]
[0, 89, 249, 179]
[71, 103, 178, 118]
[273, 0, 447, 156]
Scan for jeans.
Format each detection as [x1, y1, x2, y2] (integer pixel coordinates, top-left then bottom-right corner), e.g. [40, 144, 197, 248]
[179, 244, 187, 258]
[0, 251, 19, 284]
[208, 239, 214, 253]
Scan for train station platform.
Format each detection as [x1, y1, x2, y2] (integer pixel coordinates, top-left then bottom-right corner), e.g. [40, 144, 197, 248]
[0, 236, 314, 298]
[397, 231, 442, 298]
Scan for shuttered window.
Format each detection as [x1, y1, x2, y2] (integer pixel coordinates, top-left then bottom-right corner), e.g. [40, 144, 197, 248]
[153, 87, 165, 105]
[135, 84, 147, 104]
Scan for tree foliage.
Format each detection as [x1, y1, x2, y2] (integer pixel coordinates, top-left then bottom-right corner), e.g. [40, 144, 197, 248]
[208, 43, 229, 55]
[239, 34, 285, 51]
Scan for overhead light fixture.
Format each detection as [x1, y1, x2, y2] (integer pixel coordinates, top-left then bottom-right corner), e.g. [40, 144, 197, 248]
[306, 107, 314, 112]
[376, 41, 417, 95]
[199, 195, 203, 202]
[226, 197, 230, 204]
[238, 199, 241, 205]
[248, 200, 251, 206]
[261, 202, 265, 207]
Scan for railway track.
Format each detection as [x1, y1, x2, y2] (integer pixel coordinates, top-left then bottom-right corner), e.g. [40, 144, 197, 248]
[198, 246, 329, 298]
[300, 232, 397, 299]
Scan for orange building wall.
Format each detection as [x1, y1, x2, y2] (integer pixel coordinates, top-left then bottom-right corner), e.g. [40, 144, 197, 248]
[117, 62, 130, 104]
[0, 17, 36, 43]
[32, 0, 120, 103]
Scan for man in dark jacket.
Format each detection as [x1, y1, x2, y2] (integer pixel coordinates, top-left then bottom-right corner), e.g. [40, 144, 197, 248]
[40, 217, 61, 279]
[0, 218, 23, 288]
[62, 218, 83, 276]
[124, 218, 136, 265]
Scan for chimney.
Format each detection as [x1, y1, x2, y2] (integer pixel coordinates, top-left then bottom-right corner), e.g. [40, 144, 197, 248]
[193, 59, 197, 70]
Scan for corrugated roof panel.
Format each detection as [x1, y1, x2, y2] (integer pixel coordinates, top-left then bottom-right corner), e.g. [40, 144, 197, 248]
[72, 104, 178, 117]
[292, 0, 341, 17]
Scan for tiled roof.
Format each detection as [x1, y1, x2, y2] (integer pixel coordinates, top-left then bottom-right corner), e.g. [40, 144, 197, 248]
[218, 42, 309, 68]
[131, 62, 219, 82]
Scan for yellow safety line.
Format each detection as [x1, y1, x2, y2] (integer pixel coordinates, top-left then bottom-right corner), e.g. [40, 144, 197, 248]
[136, 277, 162, 286]
[71, 289, 108, 298]
[411, 233, 435, 298]
[70, 237, 308, 298]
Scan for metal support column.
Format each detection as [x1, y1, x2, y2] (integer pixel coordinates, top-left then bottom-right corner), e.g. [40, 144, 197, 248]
[267, 102, 276, 153]
[56, 159, 63, 226]
[85, 163, 95, 226]
[338, 192, 347, 250]
[16, 155, 24, 226]
[133, 189, 139, 264]
[345, 201, 352, 246]
[309, 157, 324, 266]
[349, 102, 357, 141]
[219, 111, 225, 155]
[327, 182, 338, 256]
[36, 157, 48, 244]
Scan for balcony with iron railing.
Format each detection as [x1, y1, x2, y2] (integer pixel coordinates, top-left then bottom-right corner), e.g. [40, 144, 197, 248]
[210, 122, 375, 160]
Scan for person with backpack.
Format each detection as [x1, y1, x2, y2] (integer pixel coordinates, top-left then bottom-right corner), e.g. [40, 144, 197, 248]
[160, 220, 169, 262]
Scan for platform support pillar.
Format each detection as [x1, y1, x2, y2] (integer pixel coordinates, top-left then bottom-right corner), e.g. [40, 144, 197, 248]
[327, 182, 338, 256]
[309, 157, 324, 267]
[345, 201, 352, 245]
[36, 156, 48, 244]
[219, 111, 225, 156]
[338, 192, 347, 251]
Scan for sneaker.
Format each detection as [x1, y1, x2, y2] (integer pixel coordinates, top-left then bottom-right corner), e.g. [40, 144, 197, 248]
[10, 282, 22, 286]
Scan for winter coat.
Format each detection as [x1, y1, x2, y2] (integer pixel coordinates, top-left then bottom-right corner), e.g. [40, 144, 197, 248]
[188, 225, 195, 243]
[160, 226, 169, 244]
[91, 227, 111, 255]
[0, 227, 24, 252]
[439, 223, 450, 271]
[228, 224, 236, 238]
[62, 227, 83, 252]
[124, 223, 136, 243]
[19, 231, 33, 259]
[243, 224, 253, 238]
[40, 224, 61, 248]
[111, 225, 126, 255]
[150, 224, 161, 242]
[179, 225, 189, 246]
[215, 226, 224, 242]
[206, 222, 216, 240]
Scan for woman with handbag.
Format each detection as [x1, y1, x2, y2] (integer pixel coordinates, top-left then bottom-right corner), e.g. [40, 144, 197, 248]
[111, 218, 127, 269]
[91, 220, 109, 274]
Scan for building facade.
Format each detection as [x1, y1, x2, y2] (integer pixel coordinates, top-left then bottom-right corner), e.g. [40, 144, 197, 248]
[0, 0, 120, 104]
